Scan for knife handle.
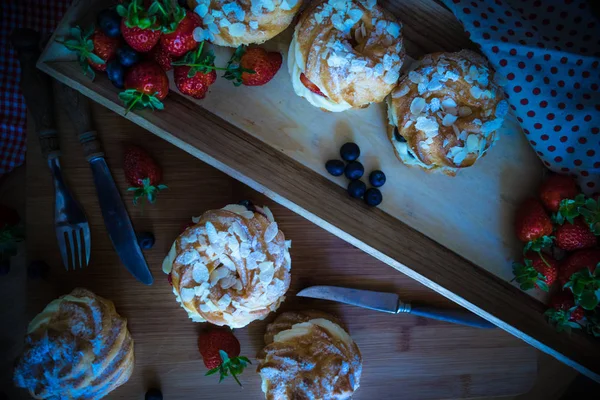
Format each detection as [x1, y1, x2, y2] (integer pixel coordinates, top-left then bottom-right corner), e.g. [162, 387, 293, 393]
[55, 84, 105, 162]
[10, 29, 60, 160]
[405, 304, 497, 329]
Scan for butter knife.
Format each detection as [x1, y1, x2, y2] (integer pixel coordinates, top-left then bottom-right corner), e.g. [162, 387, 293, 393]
[55, 84, 153, 285]
[297, 286, 496, 329]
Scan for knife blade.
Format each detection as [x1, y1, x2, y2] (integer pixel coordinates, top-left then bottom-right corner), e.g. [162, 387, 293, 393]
[90, 158, 154, 285]
[56, 84, 153, 285]
[297, 286, 496, 329]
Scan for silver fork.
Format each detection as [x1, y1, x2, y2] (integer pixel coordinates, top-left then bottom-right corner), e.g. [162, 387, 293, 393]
[50, 157, 91, 270]
[12, 28, 91, 270]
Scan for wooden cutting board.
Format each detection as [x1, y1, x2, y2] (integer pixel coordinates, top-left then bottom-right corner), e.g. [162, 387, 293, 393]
[19, 99, 537, 400]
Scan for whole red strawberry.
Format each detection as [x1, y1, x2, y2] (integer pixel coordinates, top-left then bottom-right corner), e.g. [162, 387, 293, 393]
[223, 46, 282, 87]
[172, 44, 217, 99]
[545, 291, 585, 333]
[148, 42, 174, 71]
[57, 26, 119, 79]
[512, 252, 558, 291]
[555, 217, 597, 251]
[515, 198, 553, 243]
[240, 47, 282, 86]
[89, 29, 119, 71]
[119, 61, 169, 112]
[174, 67, 216, 99]
[160, 12, 201, 57]
[123, 145, 168, 205]
[559, 248, 600, 285]
[198, 330, 250, 386]
[539, 174, 579, 212]
[118, 0, 162, 52]
[300, 73, 326, 97]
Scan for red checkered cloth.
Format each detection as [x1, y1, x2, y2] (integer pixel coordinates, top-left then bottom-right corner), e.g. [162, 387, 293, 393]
[0, 0, 70, 176]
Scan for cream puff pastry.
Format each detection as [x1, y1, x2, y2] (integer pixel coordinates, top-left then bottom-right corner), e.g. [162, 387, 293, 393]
[13, 288, 134, 400]
[257, 311, 362, 400]
[289, 0, 405, 112]
[163, 203, 291, 329]
[189, 0, 302, 47]
[387, 50, 508, 175]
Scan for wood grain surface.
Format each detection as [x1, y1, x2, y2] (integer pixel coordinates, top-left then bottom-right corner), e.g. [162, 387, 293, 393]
[34, 0, 600, 385]
[17, 100, 538, 400]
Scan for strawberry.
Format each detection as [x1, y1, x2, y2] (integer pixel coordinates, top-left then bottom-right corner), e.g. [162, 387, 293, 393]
[559, 248, 600, 286]
[198, 330, 250, 386]
[555, 217, 597, 251]
[119, 61, 169, 112]
[512, 252, 558, 291]
[300, 73, 326, 97]
[172, 43, 217, 99]
[539, 174, 579, 212]
[123, 145, 168, 205]
[223, 46, 282, 86]
[160, 11, 200, 57]
[89, 29, 119, 71]
[117, 0, 162, 52]
[545, 291, 584, 333]
[515, 198, 554, 254]
[56, 26, 119, 79]
[148, 42, 174, 71]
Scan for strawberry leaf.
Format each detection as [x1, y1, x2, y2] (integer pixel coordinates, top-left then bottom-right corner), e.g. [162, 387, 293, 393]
[579, 197, 600, 235]
[223, 45, 256, 86]
[566, 266, 600, 310]
[523, 236, 554, 254]
[512, 259, 548, 291]
[56, 24, 100, 80]
[87, 53, 105, 65]
[554, 194, 586, 225]
[205, 350, 251, 387]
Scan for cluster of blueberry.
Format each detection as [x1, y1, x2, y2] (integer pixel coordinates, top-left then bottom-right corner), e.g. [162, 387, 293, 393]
[325, 143, 386, 207]
[97, 9, 141, 88]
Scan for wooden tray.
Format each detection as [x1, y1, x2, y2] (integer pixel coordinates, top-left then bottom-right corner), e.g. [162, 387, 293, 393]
[37, 0, 600, 382]
[20, 104, 539, 399]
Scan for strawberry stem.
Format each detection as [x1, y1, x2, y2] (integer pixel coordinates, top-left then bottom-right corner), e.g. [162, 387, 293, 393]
[537, 250, 552, 269]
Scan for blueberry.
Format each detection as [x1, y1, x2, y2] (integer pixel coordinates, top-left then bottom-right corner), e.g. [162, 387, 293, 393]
[106, 60, 125, 88]
[369, 170, 386, 188]
[364, 188, 383, 207]
[28, 260, 50, 280]
[137, 232, 155, 250]
[340, 142, 360, 162]
[97, 9, 121, 38]
[238, 200, 256, 212]
[145, 388, 163, 400]
[347, 180, 366, 198]
[325, 160, 345, 176]
[344, 161, 364, 180]
[117, 45, 140, 68]
[0, 258, 10, 276]
[393, 127, 406, 143]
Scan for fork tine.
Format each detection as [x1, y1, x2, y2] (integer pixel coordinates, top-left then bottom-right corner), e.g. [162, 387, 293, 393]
[67, 230, 76, 270]
[58, 230, 70, 271]
[75, 229, 84, 269]
[83, 224, 91, 267]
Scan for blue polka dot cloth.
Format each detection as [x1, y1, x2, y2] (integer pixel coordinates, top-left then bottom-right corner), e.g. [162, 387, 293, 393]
[442, 0, 600, 194]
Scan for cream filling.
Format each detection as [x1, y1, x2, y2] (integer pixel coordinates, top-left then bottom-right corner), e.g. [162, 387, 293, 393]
[273, 318, 353, 347]
[288, 33, 353, 112]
